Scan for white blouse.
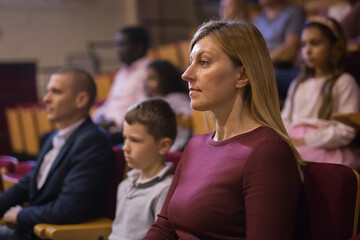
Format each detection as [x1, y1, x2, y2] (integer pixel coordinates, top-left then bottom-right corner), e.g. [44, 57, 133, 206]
[281, 73, 360, 148]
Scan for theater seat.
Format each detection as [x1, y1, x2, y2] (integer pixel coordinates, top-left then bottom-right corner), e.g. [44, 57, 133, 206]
[33, 147, 182, 240]
[1, 160, 35, 191]
[191, 110, 215, 136]
[0, 156, 18, 192]
[300, 162, 360, 240]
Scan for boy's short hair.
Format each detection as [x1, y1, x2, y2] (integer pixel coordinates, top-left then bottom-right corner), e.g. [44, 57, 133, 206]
[125, 98, 177, 142]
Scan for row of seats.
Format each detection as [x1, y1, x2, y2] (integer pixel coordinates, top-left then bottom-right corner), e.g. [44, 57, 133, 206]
[5, 105, 58, 157]
[31, 149, 360, 240]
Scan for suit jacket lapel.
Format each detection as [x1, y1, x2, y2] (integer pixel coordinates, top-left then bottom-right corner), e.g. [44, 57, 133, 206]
[30, 131, 57, 198]
[40, 117, 91, 188]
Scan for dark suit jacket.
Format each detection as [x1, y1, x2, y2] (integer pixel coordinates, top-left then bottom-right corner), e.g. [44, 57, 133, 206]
[0, 117, 113, 232]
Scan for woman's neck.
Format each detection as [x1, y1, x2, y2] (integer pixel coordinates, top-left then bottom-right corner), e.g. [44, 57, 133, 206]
[212, 105, 261, 141]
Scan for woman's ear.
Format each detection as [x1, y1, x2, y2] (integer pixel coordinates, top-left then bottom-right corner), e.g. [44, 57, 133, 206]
[157, 137, 173, 155]
[235, 66, 249, 89]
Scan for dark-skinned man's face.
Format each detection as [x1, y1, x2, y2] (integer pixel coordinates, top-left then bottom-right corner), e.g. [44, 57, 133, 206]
[115, 32, 143, 66]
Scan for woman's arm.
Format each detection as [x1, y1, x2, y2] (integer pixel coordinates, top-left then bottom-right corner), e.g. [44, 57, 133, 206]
[243, 138, 301, 240]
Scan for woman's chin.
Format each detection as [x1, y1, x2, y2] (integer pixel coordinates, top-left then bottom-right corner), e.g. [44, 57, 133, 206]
[191, 102, 208, 112]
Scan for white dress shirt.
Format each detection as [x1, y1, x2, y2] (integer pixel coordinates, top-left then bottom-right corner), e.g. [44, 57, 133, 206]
[37, 118, 85, 189]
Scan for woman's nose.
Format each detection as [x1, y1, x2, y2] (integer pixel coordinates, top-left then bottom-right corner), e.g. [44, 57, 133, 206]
[182, 65, 193, 82]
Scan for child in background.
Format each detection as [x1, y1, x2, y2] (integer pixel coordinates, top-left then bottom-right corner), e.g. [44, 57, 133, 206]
[108, 98, 177, 240]
[146, 59, 192, 151]
[281, 16, 360, 168]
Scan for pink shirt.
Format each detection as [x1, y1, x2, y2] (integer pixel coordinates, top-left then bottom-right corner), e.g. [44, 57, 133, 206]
[93, 57, 151, 132]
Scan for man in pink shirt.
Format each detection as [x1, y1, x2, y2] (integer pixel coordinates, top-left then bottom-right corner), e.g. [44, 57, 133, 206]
[93, 26, 151, 144]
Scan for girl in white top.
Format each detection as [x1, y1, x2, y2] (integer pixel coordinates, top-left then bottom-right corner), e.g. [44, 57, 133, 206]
[281, 16, 360, 168]
[146, 59, 192, 152]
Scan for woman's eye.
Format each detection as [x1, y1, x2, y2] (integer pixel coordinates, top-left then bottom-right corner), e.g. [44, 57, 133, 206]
[200, 60, 209, 66]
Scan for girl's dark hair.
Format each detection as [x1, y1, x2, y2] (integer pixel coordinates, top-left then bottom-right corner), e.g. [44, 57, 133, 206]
[147, 60, 187, 96]
[289, 18, 347, 120]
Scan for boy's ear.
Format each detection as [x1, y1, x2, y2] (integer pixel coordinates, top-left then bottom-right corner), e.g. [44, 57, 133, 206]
[75, 91, 89, 109]
[157, 137, 173, 156]
[235, 66, 249, 89]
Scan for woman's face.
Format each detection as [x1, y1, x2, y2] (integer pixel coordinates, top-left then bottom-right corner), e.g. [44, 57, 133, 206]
[146, 67, 161, 96]
[182, 36, 241, 112]
[301, 27, 332, 74]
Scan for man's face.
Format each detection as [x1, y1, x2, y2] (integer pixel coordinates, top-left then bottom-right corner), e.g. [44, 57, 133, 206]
[115, 32, 141, 65]
[43, 73, 79, 128]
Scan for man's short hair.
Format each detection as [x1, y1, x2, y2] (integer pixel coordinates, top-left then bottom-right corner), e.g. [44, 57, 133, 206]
[118, 26, 150, 54]
[125, 98, 177, 142]
[55, 67, 97, 110]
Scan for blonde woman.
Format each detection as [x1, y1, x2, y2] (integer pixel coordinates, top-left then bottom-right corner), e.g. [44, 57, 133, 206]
[144, 20, 304, 240]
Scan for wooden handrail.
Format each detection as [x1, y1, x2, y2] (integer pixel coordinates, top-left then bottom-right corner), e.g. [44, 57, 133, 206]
[333, 113, 360, 131]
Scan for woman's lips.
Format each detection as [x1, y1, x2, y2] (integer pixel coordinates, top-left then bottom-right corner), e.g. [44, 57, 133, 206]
[189, 87, 201, 97]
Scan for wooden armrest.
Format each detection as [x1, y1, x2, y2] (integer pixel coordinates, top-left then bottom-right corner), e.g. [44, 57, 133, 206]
[33, 218, 113, 240]
[34, 223, 48, 239]
[348, 43, 360, 53]
[0, 218, 3, 225]
[333, 113, 360, 131]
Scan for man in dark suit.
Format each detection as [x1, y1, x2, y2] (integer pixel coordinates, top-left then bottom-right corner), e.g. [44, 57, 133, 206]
[0, 67, 113, 239]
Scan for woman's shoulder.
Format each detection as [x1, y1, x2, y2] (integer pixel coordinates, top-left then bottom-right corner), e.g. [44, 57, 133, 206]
[243, 128, 298, 174]
[251, 126, 289, 145]
[233, 127, 294, 161]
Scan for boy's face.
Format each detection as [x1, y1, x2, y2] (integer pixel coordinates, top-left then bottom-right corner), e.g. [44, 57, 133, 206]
[122, 121, 163, 171]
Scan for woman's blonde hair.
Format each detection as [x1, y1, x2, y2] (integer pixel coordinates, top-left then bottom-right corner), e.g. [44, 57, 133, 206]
[191, 20, 305, 172]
